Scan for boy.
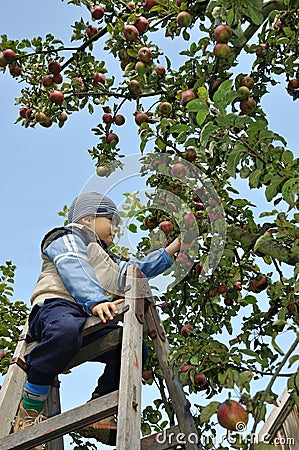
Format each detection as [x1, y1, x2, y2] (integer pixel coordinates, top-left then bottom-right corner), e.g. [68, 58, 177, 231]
[14, 191, 182, 447]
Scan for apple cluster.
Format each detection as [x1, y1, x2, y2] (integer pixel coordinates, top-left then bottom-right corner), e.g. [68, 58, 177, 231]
[213, 24, 232, 59]
[237, 75, 257, 114]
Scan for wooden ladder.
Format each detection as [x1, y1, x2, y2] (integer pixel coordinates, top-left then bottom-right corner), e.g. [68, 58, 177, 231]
[0, 265, 201, 450]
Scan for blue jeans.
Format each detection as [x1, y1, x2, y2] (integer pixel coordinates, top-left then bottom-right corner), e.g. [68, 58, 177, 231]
[26, 298, 148, 397]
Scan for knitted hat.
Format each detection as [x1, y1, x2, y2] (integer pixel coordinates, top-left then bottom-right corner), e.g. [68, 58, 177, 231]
[68, 192, 120, 224]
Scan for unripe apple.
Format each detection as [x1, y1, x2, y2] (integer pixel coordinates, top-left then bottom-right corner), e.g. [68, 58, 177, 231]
[158, 101, 172, 117]
[9, 65, 22, 77]
[48, 61, 62, 75]
[135, 112, 149, 125]
[0, 54, 8, 68]
[171, 162, 186, 179]
[176, 11, 192, 28]
[42, 75, 54, 88]
[180, 324, 193, 337]
[180, 89, 195, 106]
[40, 116, 53, 128]
[240, 75, 254, 89]
[237, 86, 250, 100]
[35, 111, 47, 123]
[155, 65, 166, 77]
[194, 373, 207, 387]
[19, 107, 27, 118]
[240, 98, 256, 114]
[123, 24, 139, 42]
[213, 24, 232, 43]
[217, 400, 248, 431]
[53, 73, 63, 84]
[106, 132, 119, 144]
[115, 114, 125, 126]
[93, 72, 106, 85]
[183, 212, 196, 228]
[142, 0, 158, 11]
[159, 220, 173, 235]
[137, 47, 152, 63]
[161, 301, 171, 312]
[135, 16, 149, 33]
[91, 5, 105, 20]
[49, 90, 64, 106]
[3, 48, 16, 63]
[86, 25, 98, 38]
[213, 43, 230, 59]
[96, 165, 109, 177]
[102, 113, 113, 124]
[288, 79, 299, 91]
[135, 61, 146, 74]
[128, 79, 141, 95]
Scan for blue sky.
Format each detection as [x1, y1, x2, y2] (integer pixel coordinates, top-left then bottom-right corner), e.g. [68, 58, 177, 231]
[0, 1, 298, 448]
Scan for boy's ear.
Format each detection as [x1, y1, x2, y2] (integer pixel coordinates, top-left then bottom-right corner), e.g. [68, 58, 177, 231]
[79, 216, 94, 226]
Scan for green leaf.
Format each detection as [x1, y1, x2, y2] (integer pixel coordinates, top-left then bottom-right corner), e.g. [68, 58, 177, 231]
[199, 401, 220, 424]
[213, 79, 233, 103]
[246, 5, 264, 25]
[128, 223, 137, 233]
[282, 178, 299, 205]
[271, 336, 284, 356]
[253, 233, 272, 252]
[196, 109, 209, 126]
[186, 99, 209, 113]
[169, 124, 190, 134]
[249, 169, 263, 188]
[265, 178, 282, 201]
[282, 150, 293, 165]
[227, 147, 245, 178]
[288, 355, 299, 368]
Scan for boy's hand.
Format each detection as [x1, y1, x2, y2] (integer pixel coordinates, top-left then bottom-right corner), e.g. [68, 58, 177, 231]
[90, 298, 125, 323]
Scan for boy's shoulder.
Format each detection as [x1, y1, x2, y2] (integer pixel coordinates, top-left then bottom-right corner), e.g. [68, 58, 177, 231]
[41, 223, 98, 253]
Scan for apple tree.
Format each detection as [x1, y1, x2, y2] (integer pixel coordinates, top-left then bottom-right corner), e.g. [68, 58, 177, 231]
[1, 0, 299, 448]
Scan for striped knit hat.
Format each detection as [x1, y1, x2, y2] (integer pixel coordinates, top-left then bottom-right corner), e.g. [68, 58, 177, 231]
[68, 192, 120, 224]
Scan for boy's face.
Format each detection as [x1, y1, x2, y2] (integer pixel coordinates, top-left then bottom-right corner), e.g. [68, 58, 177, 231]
[92, 216, 119, 246]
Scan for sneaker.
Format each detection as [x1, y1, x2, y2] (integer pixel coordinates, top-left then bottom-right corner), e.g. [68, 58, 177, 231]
[13, 401, 47, 450]
[78, 415, 117, 446]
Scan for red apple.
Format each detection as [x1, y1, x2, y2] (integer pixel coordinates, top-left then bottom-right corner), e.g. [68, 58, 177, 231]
[288, 79, 299, 91]
[180, 89, 195, 106]
[40, 116, 53, 128]
[91, 5, 105, 20]
[42, 75, 54, 88]
[256, 43, 268, 58]
[240, 98, 256, 114]
[184, 147, 197, 162]
[49, 90, 64, 106]
[115, 114, 125, 126]
[53, 73, 63, 84]
[249, 274, 268, 293]
[180, 364, 191, 373]
[158, 101, 172, 116]
[102, 113, 113, 124]
[233, 281, 242, 291]
[217, 400, 248, 431]
[142, 0, 158, 11]
[135, 112, 149, 125]
[224, 297, 234, 306]
[240, 75, 254, 89]
[195, 263, 203, 274]
[9, 65, 22, 77]
[3, 49, 16, 63]
[176, 253, 189, 265]
[19, 107, 27, 118]
[135, 16, 148, 33]
[0, 349, 6, 359]
[176, 11, 192, 28]
[161, 301, 171, 312]
[213, 43, 230, 58]
[0, 54, 8, 67]
[106, 133, 119, 144]
[213, 24, 232, 43]
[155, 65, 166, 77]
[180, 324, 193, 337]
[128, 79, 141, 95]
[218, 284, 229, 294]
[128, 1, 135, 9]
[144, 217, 158, 229]
[194, 373, 207, 387]
[142, 369, 153, 380]
[48, 61, 62, 75]
[159, 220, 173, 235]
[171, 162, 186, 179]
[123, 24, 139, 42]
[183, 212, 196, 228]
[35, 111, 47, 123]
[195, 202, 205, 211]
[93, 72, 106, 85]
[137, 47, 152, 63]
[86, 25, 98, 38]
[25, 108, 34, 120]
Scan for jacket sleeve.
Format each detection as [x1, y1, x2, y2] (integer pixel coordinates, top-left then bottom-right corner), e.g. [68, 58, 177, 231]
[43, 233, 109, 315]
[117, 247, 173, 282]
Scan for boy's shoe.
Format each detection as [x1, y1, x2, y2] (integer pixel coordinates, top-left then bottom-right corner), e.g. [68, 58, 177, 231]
[13, 401, 47, 450]
[78, 415, 117, 446]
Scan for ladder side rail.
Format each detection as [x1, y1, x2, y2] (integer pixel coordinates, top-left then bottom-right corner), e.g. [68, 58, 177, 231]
[44, 378, 64, 450]
[116, 265, 144, 450]
[0, 320, 30, 438]
[145, 302, 203, 450]
[0, 391, 118, 450]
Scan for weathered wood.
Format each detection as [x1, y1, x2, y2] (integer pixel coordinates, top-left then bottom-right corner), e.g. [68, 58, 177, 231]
[45, 379, 64, 450]
[145, 302, 202, 450]
[0, 321, 30, 438]
[141, 425, 181, 450]
[116, 265, 144, 450]
[0, 391, 118, 450]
